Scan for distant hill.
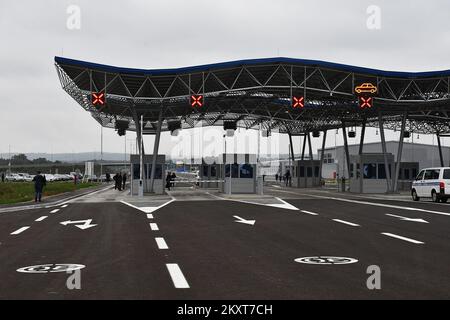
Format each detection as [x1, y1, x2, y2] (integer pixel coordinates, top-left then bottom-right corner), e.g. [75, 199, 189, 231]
[24, 152, 128, 162]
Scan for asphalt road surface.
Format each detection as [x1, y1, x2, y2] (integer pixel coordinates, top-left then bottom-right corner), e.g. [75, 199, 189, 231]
[1, 187, 450, 299]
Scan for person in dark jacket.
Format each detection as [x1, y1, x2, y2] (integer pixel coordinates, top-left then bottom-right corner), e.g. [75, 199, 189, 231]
[122, 173, 127, 190]
[32, 171, 46, 202]
[113, 173, 118, 189]
[170, 172, 176, 188]
[117, 173, 122, 191]
[165, 172, 172, 191]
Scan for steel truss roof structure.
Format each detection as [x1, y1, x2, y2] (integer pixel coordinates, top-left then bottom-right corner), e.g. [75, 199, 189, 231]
[55, 56, 450, 135]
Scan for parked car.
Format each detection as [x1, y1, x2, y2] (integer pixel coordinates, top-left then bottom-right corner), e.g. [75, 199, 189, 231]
[5, 173, 21, 182]
[44, 174, 55, 182]
[412, 167, 450, 203]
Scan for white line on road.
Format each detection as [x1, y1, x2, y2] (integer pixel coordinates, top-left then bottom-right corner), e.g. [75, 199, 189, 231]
[149, 223, 159, 231]
[147, 214, 154, 219]
[10, 226, 30, 235]
[300, 210, 319, 216]
[50, 209, 60, 214]
[35, 216, 48, 222]
[268, 188, 450, 217]
[61, 204, 68, 208]
[166, 263, 190, 289]
[155, 237, 169, 249]
[332, 219, 360, 227]
[381, 232, 424, 244]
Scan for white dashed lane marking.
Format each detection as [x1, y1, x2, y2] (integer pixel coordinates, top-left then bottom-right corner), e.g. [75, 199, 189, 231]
[332, 219, 360, 227]
[381, 232, 425, 244]
[149, 223, 159, 231]
[166, 263, 190, 289]
[147, 214, 154, 219]
[300, 210, 319, 216]
[50, 209, 60, 214]
[155, 237, 169, 249]
[10, 226, 30, 235]
[35, 216, 48, 222]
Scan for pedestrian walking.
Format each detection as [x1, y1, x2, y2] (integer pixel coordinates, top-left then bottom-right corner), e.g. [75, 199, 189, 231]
[113, 173, 118, 190]
[285, 170, 291, 187]
[170, 172, 176, 188]
[32, 171, 46, 202]
[165, 171, 172, 191]
[122, 173, 127, 190]
[1, 172, 4, 183]
[117, 173, 123, 191]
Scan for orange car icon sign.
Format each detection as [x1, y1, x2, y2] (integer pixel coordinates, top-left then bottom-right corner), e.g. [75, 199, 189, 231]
[355, 83, 377, 94]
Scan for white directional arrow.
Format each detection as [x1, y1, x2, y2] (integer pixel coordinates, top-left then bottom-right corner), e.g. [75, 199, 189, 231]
[60, 219, 98, 230]
[385, 214, 429, 224]
[233, 215, 256, 226]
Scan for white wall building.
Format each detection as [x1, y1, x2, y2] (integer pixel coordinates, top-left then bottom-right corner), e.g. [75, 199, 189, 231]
[319, 141, 450, 179]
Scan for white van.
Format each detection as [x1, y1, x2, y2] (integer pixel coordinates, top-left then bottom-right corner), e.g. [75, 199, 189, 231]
[411, 167, 450, 203]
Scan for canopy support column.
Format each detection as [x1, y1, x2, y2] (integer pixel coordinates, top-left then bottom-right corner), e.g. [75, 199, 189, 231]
[149, 108, 163, 193]
[393, 112, 407, 193]
[437, 133, 445, 167]
[342, 122, 351, 180]
[378, 112, 392, 193]
[359, 120, 366, 193]
[318, 130, 327, 186]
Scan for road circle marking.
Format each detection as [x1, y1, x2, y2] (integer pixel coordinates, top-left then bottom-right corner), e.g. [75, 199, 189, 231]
[17, 264, 85, 273]
[294, 256, 358, 265]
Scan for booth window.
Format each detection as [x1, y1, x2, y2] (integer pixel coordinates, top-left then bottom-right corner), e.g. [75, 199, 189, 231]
[203, 165, 209, 177]
[211, 165, 217, 177]
[145, 164, 163, 179]
[412, 168, 418, 179]
[363, 164, 376, 179]
[225, 164, 239, 178]
[404, 168, 410, 180]
[299, 166, 305, 178]
[350, 163, 354, 178]
[378, 164, 392, 179]
[133, 164, 141, 179]
[307, 167, 313, 178]
[314, 166, 320, 178]
[356, 164, 360, 178]
[239, 164, 253, 178]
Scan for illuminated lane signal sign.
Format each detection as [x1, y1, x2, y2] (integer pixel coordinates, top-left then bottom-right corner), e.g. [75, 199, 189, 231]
[355, 83, 377, 95]
[92, 92, 105, 106]
[359, 96, 373, 109]
[292, 96, 304, 108]
[191, 95, 203, 108]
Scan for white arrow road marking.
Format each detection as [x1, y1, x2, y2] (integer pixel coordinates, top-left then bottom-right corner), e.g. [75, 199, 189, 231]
[301, 210, 319, 216]
[149, 223, 159, 231]
[166, 264, 190, 289]
[266, 198, 300, 211]
[50, 209, 60, 214]
[385, 214, 429, 224]
[155, 237, 169, 249]
[332, 219, 360, 227]
[11, 226, 30, 235]
[60, 219, 97, 230]
[381, 232, 425, 244]
[120, 199, 175, 214]
[35, 216, 48, 222]
[233, 215, 256, 225]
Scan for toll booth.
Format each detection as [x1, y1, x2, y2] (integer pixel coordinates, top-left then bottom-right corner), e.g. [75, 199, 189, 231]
[293, 160, 322, 188]
[130, 155, 165, 195]
[199, 157, 220, 189]
[220, 154, 261, 194]
[396, 162, 419, 191]
[349, 153, 394, 194]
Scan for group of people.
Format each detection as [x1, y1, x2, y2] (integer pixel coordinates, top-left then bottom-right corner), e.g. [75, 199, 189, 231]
[165, 171, 177, 191]
[275, 170, 292, 187]
[113, 172, 127, 191]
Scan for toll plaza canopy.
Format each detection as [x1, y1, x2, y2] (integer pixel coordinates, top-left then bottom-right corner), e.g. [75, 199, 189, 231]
[55, 56, 450, 135]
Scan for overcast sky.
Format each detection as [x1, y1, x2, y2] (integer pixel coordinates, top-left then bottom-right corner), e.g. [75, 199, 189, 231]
[1, 0, 450, 158]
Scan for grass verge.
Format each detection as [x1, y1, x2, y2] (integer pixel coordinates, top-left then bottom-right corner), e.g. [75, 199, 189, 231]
[0, 181, 99, 205]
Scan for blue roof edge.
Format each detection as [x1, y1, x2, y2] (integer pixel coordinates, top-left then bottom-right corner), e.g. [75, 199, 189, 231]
[54, 56, 450, 78]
